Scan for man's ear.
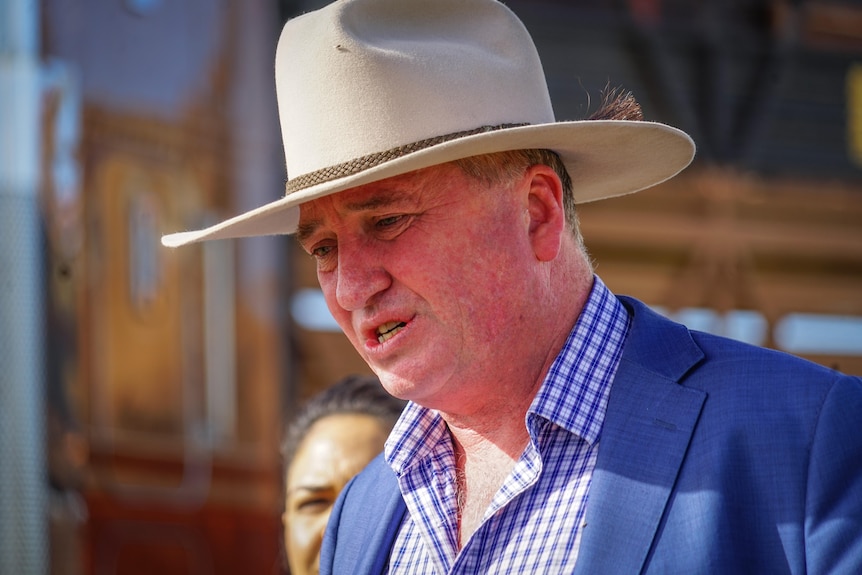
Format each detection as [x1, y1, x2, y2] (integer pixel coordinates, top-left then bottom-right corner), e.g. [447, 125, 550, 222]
[525, 165, 565, 262]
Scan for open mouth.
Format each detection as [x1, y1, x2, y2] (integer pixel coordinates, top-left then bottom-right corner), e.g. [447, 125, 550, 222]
[376, 321, 406, 343]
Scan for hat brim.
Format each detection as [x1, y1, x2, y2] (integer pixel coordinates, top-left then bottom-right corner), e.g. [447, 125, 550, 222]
[161, 120, 694, 247]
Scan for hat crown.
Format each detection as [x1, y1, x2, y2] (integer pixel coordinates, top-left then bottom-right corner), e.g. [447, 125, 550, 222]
[275, 0, 554, 180]
[161, 0, 694, 248]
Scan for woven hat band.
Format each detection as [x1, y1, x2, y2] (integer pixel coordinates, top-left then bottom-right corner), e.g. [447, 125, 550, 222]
[284, 123, 529, 195]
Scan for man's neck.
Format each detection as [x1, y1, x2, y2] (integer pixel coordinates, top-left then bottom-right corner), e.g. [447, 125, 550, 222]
[448, 421, 529, 548]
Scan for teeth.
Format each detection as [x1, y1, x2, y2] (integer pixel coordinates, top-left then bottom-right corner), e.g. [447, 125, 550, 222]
[376, 321, 404, 343]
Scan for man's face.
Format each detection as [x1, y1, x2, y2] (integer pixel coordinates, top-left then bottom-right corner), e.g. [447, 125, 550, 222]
[296, 163, 541, 412]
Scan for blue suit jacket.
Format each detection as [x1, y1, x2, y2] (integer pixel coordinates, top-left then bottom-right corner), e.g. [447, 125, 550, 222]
[321, 297, 862, 574]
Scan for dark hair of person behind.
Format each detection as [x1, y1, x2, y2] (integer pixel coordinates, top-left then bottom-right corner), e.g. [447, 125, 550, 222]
[281, 375, 407, 472]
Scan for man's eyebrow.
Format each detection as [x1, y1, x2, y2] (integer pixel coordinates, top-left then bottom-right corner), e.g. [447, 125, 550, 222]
[343, 193, 400, 212]
[295, 218, 322, 245]
[295, 192, 404, 244]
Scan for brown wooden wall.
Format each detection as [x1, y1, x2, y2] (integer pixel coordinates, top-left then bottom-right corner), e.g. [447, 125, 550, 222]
[42, 1, 288, 573]
[580, 167, 862, 377]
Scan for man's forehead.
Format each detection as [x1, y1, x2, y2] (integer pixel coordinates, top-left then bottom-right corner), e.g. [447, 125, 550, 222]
[296, 163, 458, 227]
[298, 179, 409, 220]
[296, 177, 408, 242]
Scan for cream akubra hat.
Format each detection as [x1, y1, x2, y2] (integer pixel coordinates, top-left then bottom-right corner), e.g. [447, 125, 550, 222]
[161, 0, 695, 248]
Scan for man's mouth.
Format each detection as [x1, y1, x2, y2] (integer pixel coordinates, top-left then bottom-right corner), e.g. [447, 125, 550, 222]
[376, 321, 406, 343]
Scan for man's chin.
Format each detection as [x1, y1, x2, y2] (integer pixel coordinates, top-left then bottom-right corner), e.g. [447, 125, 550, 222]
[376, 376, 414, 401]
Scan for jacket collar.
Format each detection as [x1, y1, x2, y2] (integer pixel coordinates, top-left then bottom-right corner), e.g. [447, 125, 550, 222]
[574, 296, 707, 574]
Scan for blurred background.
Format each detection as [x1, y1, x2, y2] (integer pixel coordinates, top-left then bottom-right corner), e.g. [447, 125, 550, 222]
[1, 0, 860, 573]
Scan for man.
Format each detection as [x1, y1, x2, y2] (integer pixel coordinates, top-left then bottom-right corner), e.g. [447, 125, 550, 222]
[163, 0, 862, 573]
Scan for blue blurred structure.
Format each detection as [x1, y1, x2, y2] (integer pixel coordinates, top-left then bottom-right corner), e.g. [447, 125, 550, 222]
[0, 0, 48, 573]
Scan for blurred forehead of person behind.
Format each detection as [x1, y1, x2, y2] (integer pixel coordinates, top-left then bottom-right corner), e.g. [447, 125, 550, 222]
[281, 375, 405, 575]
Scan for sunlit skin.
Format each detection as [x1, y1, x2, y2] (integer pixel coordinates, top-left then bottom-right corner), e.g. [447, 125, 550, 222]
[296, 161, 594, 544]
[297, 162, 590, 427]
[283, 413, 390, 575]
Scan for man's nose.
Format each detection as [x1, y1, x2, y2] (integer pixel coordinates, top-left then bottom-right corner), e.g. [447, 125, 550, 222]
[334, 239, 391, 311]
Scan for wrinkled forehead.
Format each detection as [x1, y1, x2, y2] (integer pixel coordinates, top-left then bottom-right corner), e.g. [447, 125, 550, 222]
[295, 162, 466, 235]
[295, 191, 396, 241]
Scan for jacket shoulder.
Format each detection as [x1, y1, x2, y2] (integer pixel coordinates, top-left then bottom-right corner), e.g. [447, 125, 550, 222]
[321, 453, 405, 575]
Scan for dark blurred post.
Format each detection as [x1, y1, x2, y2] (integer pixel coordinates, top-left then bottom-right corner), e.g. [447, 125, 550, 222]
[0, 0, 49, 573]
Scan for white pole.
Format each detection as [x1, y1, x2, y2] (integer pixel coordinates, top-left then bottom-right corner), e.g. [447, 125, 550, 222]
[0, 0, 49, 572]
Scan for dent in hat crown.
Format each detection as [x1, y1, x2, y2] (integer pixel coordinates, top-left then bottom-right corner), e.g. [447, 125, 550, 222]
[275, 0, 555, 186]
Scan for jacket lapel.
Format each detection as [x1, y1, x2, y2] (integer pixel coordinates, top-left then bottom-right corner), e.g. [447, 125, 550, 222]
[331, 454, 407, 575]
[364, 487, 407, 575]
[574, 298, 707, 575]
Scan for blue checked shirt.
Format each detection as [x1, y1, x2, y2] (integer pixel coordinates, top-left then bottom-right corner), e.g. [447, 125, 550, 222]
[383, 276, 631, 574]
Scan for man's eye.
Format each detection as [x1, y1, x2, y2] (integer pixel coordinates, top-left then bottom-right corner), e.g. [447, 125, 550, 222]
[376, 215, 403, 228]
[311, 245, 333, 258]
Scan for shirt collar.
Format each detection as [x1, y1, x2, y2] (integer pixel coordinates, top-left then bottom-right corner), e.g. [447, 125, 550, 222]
[385, 275, 631, 474]
[527, 275, 631, 446]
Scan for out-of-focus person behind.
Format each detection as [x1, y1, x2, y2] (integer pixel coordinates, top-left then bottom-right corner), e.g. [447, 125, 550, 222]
[280, 375, 406, 575]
